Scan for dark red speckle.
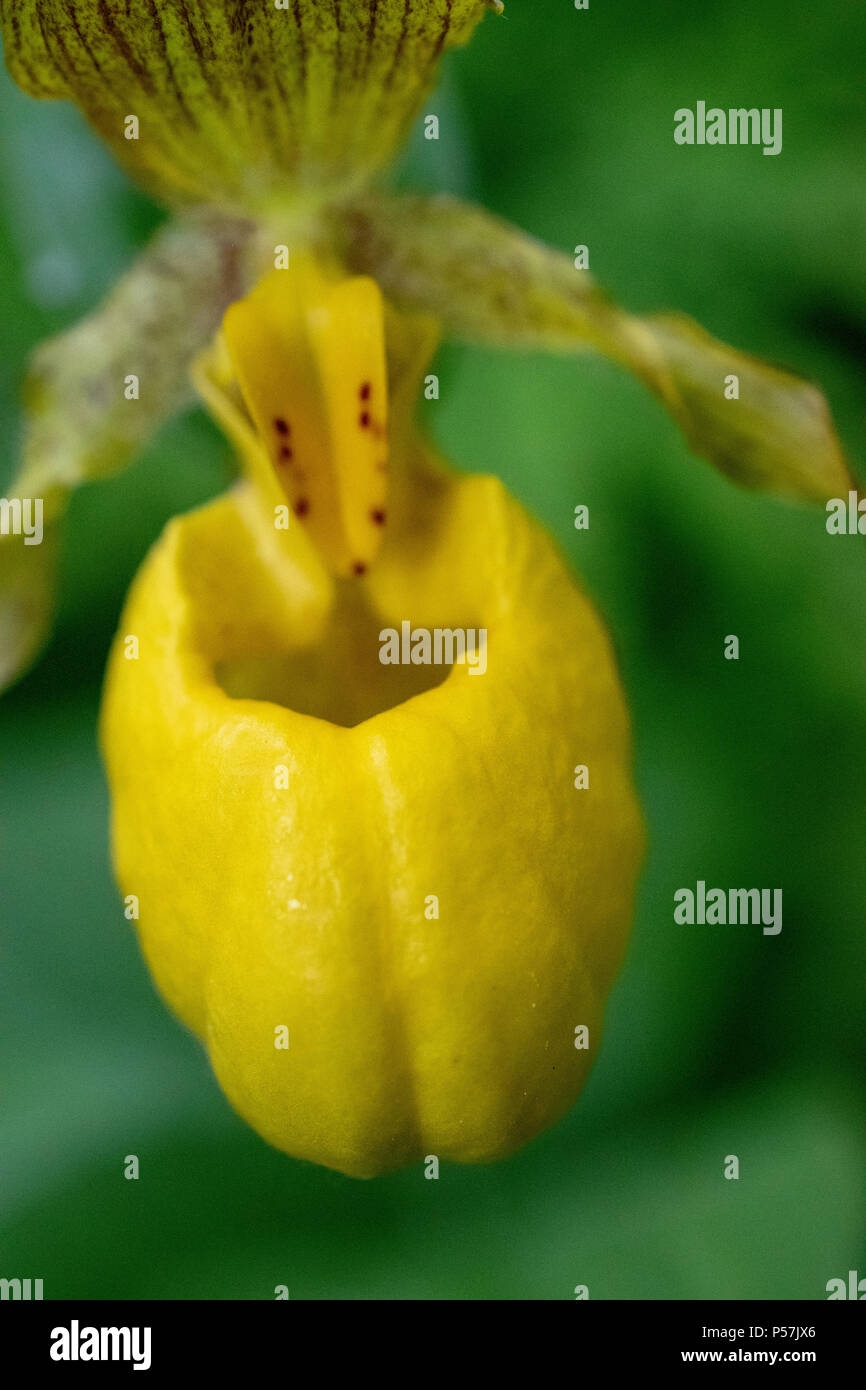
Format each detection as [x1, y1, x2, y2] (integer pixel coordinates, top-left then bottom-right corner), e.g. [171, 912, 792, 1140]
[279, 445, 293, 461]
[352, 561, 367, 576]
[370, 508, 386, 525]
[359, 382, 372, 401]
[274, 418, 290, 436]
[294, 498, 310, 517]
[359, 411, 371, 428]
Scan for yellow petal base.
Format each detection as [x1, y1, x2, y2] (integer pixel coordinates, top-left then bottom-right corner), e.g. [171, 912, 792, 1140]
[100, 449, 643, 1177]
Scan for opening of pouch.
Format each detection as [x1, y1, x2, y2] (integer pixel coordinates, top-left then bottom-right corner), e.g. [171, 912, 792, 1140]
[214, 581, 484, 727]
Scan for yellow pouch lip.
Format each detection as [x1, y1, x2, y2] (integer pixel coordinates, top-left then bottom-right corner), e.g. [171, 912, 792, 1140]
[100, 456, 644, 1176]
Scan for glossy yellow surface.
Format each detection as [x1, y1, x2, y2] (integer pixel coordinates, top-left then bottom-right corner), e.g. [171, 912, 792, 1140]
[100, 450, 643, 1177]
[223, 262, 389, 578]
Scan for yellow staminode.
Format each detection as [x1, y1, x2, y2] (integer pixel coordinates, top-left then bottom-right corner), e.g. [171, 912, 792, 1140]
[222, 260, 389, 579]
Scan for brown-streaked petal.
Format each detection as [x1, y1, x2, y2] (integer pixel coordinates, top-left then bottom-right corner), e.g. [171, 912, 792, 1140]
[334, 192, 856, 503]
[0, 521, 58, 692]
[0, 212, 255, 691]
[0, 0, 499, 208]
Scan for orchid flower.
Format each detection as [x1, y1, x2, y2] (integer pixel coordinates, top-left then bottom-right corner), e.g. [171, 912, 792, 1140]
[0, 0, 853, 1176]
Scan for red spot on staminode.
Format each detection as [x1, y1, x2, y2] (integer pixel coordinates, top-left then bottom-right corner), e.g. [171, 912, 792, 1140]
[359, 382, 372, 401]
[352, 561, 367, 576]
[294, 498, 310, 517]
[359, 411, 371, 428]
[278, 445, 293, 462]
[370, 508, 386, 525]
[274, 418, 290, 435]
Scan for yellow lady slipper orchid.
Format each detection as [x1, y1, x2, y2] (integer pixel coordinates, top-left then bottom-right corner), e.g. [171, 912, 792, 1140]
[1, 0, 856, 1180]
[99, 259, 643, 1176]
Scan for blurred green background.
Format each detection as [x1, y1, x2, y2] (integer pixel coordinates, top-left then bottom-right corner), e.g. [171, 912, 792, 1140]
[1, 1, 865, 1300]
